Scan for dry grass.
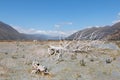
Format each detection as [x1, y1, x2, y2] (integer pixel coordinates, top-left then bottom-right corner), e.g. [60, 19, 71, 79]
[0, 41, 120, 80]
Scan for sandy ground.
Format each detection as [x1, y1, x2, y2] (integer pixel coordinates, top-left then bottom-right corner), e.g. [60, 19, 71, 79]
[0, 41, 120, 80]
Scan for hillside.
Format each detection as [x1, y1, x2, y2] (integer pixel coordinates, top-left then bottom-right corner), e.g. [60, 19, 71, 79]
[0, 21, 59, 40]
[107, 22, 120, 40]
[0, 21, 48, 40]
[0, 21, 119, 41]
[0, 21, 23, 40]
[67, 22, 120, 40]
[107, 31, 120, 40]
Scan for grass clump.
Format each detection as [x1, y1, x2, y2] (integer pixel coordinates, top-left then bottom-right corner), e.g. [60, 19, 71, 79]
[80, 59, 86, 66]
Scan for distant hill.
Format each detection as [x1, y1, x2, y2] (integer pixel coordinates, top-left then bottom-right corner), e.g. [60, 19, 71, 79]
[67, 22, 120, 40]
[1, 21, 119, 41]
[21, 33, 48, 40]
[0, 21, 23, 40]
[0, 21, 59, 40]
[107, 31, 120, 40]
[106, 22, 120, 40]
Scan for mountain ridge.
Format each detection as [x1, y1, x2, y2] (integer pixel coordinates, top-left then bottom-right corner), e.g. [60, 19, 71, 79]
[0, 21, 120, 40]
[0, 21, 23, 40]
[67, 22, 120, 40]
[0, 21, 59, 40]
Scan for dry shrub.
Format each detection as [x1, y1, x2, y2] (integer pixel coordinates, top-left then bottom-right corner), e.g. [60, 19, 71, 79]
[80, 59, 86, 66]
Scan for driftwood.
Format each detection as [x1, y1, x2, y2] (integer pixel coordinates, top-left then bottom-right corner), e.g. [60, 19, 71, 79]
[48, 45, 67, 55]
[47, 30, 106, 61]
[48, 45, 68, 60]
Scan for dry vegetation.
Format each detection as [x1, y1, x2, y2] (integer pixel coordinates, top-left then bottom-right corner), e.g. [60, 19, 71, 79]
[0, 40, 120, 80]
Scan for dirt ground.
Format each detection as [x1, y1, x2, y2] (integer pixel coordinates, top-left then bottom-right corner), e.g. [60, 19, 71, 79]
[0, 41, 120, 80]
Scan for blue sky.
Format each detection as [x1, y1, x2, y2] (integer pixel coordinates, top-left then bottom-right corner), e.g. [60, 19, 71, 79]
[0, 0, 120, 36]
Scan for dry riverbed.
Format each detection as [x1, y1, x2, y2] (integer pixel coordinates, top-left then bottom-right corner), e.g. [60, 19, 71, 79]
[0, 41, 120, 80]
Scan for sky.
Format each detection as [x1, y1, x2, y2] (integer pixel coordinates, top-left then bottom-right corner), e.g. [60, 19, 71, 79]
[0, 0, 120, 36]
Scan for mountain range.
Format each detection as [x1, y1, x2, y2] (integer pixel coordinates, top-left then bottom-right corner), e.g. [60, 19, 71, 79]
[0, 21, 59, 40]
[0, 21, 120, 40]
[67, 22, 120, 40]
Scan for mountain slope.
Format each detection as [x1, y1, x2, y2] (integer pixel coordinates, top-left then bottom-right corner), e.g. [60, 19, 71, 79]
[67, 22, 120, 40]
[0, 21, 23, 40]
[0, 21, 59, 40]
[106, 22, 120, 40]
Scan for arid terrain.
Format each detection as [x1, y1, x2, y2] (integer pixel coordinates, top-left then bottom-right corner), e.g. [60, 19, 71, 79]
[0, 40, 120, 80]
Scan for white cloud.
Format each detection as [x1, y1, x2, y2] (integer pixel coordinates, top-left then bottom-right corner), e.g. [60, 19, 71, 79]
[118, 12, 120, 17]
[112, 20, 120, 24]
[95, 25, 100, 27]
[54, 22, 73, 28]
[112, 12, 120, 24]
[12, 26, 27, 33]
[54, 24, 61, 28]
[12, 21, 75, 37]
[12, 26, 76, 37]
[86, 25, 100, 28]
[62, 22, 73, 25]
